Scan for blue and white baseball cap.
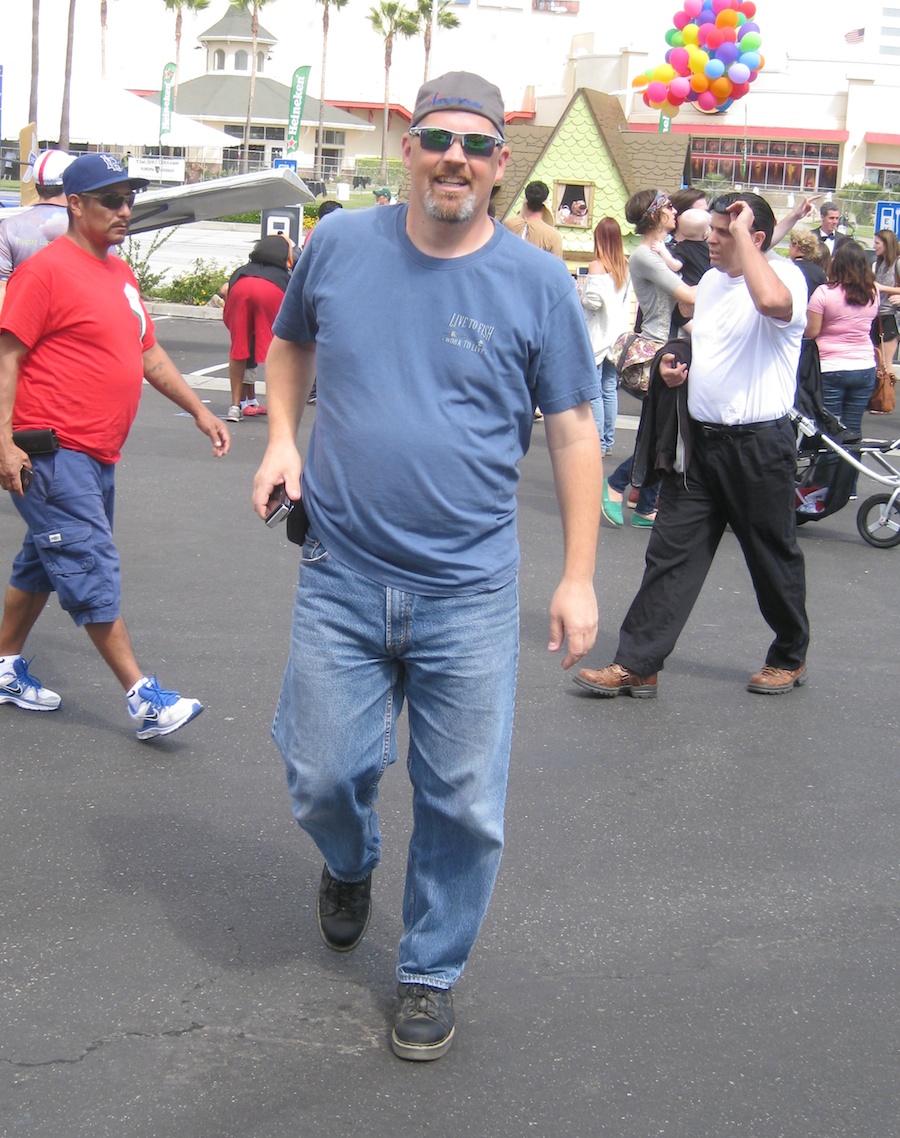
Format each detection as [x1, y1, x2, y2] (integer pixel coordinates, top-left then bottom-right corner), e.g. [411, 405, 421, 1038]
[63, 153, 149, 197]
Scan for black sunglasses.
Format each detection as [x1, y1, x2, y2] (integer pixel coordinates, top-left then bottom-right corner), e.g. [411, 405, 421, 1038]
[82, 190, 136, 210]
[408, 127, 505, 158]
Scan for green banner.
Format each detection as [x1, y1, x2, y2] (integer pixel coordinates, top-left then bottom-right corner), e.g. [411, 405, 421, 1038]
[286, 66, 311, 156]
[160, 61, 176, 138]
[658, 112, 671, 134]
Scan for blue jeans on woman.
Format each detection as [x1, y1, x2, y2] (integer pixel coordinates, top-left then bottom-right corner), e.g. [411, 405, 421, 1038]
[608, 455, 660, 515]
[590, 358, 618, 452]
[822, 367, 876, 493]
[821, 366, 876, 437]
[272, 530, 519, 990]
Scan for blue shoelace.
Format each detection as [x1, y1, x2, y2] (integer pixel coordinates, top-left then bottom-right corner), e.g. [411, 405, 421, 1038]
[138, 677, 179, 709]
[13, 656, 44, 694]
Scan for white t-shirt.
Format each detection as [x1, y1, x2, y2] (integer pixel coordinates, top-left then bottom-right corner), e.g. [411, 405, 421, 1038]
[688, 254, 807, 425]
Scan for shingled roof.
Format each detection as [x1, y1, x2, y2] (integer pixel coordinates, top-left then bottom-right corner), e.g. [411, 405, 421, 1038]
[498, 90, 689, 221]
[198, 11, 277, 45]
[150, 76, 371, 131]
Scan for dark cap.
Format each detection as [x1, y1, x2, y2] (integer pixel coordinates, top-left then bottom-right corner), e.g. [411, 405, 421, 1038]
[63, 153, 149, 197]
[410, 71, 505, 137]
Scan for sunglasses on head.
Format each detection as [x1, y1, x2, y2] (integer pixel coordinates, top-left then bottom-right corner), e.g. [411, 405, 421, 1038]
[408, 126, 505, 158]
[82, 190, 136, 210]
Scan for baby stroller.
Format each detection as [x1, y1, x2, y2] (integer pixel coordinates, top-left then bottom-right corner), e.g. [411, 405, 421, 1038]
[792, 340, 900, 548]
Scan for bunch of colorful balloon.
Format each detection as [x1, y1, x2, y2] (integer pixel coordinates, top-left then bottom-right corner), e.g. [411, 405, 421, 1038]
[632, 0, 764, 118]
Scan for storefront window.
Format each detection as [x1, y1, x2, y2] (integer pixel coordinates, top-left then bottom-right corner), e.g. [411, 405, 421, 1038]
[692, 136, 842, 191]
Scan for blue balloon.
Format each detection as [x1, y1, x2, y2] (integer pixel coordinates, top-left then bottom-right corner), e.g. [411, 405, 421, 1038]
[739, 51, 761, 71]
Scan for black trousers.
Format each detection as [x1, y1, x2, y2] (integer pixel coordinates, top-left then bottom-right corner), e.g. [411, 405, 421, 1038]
[616, 418, 809, 675]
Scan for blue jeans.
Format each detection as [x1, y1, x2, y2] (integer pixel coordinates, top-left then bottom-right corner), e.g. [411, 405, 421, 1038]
[272, 532, 519, 989]
[821, 367, 876, 437]
[608, 455, 660, 515]
[590, 358, 618, 451]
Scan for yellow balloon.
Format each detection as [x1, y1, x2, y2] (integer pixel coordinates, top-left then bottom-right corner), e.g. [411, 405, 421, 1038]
[661, 101, 681, 119]
[682, 23, 699, 45]
[688, 50, 710, 73]
[653, 63, 677, 83]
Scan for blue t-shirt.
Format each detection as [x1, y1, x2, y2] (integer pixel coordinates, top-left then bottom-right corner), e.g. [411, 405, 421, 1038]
[273, 204, 598, 595]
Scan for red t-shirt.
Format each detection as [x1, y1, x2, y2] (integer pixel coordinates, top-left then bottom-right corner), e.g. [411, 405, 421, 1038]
[1, 236, 155, 463]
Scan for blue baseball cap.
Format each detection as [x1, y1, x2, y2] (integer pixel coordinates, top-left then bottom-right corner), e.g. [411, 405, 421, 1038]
[63, 153, 149, 197]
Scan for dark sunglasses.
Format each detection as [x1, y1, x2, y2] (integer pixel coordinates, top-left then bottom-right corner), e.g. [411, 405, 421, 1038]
[82, 190, 136, 210]
[408, 126, 505, 158]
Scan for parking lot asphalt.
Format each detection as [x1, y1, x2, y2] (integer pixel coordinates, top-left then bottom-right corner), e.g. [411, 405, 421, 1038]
[1, 353, 899, 1138]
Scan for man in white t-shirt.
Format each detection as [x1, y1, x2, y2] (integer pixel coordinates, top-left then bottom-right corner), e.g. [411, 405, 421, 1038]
[576, 191, 811, 699]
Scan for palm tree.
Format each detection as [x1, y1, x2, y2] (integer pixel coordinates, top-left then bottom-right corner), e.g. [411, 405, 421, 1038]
[314, 0, 350, 182]
[100, 0, 108, 79]
[163, 0, 211, 100]
[59, 0, 78, 150]
[29, 0, 40, 124]
[368, 2, 418, 184]
[415, 0, 459, 84]
[230, 0, 275, 173]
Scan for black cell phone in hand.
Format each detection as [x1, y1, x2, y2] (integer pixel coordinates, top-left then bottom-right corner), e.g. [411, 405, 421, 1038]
[20, 467, 34, 493]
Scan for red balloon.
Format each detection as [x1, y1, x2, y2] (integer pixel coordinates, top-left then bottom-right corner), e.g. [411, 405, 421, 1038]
[729, 81, 750, 98]
[742, 1, 757, 15]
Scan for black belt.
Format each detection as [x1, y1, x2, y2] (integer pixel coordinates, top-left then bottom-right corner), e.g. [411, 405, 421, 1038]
[693, 416, 788, 439]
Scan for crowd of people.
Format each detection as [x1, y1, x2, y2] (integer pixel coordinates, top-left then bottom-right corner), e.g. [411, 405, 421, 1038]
[1, 77, 897, 1067]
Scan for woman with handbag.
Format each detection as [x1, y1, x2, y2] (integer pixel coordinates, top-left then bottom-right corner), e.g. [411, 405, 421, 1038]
[603, 189, 696, 527]
[806, 242, 878, 493]
[870, 230, 900, 410]
[581, 217, 630, 456]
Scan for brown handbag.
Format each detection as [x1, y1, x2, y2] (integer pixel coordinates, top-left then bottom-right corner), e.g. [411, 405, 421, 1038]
[868, 365, 897, 415]
[869, 314, 898, 414]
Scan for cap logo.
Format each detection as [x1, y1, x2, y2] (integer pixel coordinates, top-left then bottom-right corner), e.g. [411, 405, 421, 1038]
[101, 156, 124, 173]
[427, 94, 485, 112]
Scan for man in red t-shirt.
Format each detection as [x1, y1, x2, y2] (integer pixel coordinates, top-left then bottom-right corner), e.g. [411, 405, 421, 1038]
[0, 153, 231, 740]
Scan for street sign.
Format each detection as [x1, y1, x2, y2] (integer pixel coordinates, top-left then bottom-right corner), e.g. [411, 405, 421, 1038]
[875, 200, 900, 234]
[274, 159, 297, 173]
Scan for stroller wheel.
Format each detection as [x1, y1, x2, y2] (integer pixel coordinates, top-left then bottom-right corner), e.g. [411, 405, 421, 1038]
[856, 494, 900, 548]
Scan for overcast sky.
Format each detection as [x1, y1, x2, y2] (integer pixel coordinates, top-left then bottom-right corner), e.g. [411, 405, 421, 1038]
[0, 0, 855, 139]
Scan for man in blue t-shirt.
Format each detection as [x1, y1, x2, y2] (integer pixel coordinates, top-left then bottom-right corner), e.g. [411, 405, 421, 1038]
[252, 71, 601, 1062]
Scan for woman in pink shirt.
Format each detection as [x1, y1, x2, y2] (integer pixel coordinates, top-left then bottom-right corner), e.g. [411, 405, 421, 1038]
[806, 241, 878, 439]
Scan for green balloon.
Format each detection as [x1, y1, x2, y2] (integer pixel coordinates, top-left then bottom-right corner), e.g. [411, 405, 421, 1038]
[740, 31, 762, 51]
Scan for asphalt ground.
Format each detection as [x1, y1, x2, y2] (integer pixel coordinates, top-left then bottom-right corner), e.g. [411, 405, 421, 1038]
[1, 324, 899, 1138]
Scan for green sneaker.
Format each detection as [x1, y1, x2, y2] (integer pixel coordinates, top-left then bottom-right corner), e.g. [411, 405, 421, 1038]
[601, 479, 624, 527]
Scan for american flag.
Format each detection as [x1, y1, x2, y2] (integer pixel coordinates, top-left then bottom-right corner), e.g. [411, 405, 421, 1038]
[844, 27, 865, 44]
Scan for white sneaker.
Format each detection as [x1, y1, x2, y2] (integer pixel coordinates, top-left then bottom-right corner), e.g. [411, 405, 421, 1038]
[226, 404, 242, 422]
[0, 655, 61, 711]
[127, 676, 203, 741]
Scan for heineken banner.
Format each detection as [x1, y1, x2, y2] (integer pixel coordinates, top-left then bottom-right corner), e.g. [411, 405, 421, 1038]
[286, 66, 311, 156]
[159, 61, 176, 138]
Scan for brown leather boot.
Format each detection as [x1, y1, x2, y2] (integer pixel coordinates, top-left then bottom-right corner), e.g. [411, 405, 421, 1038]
[747, 663, 808, 694]
[574, 662, 658, 698]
